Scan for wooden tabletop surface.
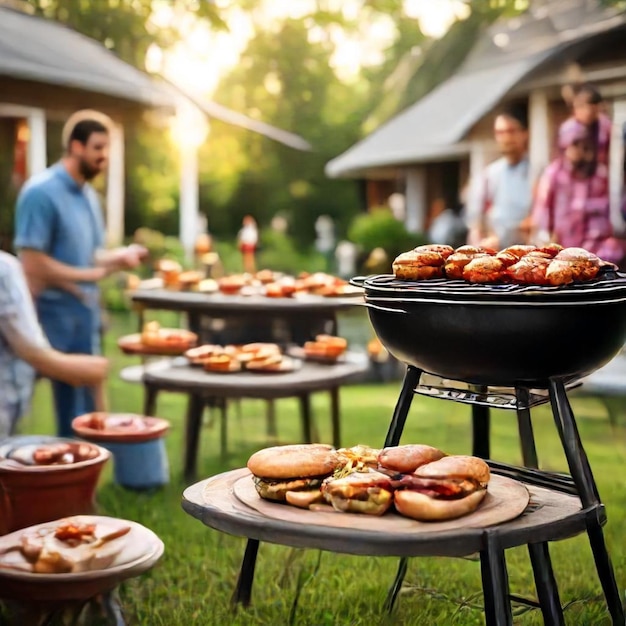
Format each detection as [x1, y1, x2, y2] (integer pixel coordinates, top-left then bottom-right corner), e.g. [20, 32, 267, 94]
[182, 468, 587, 558]
[131, 289, 364, 315]
[137, 354, 370, 398]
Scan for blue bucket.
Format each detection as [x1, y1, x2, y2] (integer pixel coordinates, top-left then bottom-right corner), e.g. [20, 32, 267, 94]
[102, 438, 170, 490]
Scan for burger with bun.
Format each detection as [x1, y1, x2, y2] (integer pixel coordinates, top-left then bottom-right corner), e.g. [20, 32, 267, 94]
[247, 443, 339, 505]
[321, 469, 395, 515]
[378, 444, 446, 474]
[393, 455, 490, 521]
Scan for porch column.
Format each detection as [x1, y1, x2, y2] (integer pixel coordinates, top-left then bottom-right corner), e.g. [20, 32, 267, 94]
[106, 123, 125, 246]
[179, 145, 199, 262]
[172, 99, 208, 262]
[404, 166, 427, 233]
[528, 90, 550, 183]
[26, 108, 46, 176]
[609, 100, 626, 235]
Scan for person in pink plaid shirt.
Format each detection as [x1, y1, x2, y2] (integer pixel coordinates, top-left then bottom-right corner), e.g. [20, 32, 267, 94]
[562, 83, 611, 170]
[531, 120, 624, 265]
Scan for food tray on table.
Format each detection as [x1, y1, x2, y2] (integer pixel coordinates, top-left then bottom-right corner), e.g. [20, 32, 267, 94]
[118, 332, 197, 356]
[183, 467, 591, 559]
[231, 470, 529, 532]
[245, 357, 301, 374]
[286, 346, 346, 365]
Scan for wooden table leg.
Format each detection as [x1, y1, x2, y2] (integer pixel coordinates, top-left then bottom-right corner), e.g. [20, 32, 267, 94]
[266, 399, 278, 441]
[232, 538, 260, 607]
[299, 394, 313, 443]
[184, 393, 205, 483]
[480, 531, 513, 626]
[187, 312, 202, 337]
[144, 384, 159, 417]
[330, 387, 341, 448]
[219, 397, 228, 463]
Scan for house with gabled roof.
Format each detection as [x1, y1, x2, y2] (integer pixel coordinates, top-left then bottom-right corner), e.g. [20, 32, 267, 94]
[0, 2, 310, 255]
[326, 0, 626, 236]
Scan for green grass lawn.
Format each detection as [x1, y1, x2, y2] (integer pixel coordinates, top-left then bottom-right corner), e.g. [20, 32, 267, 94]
[8, 312, 626, 625]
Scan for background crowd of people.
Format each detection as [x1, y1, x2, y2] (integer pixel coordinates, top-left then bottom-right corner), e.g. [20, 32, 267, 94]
[432, 82, 626, 265]
[2, 84, 625, 440]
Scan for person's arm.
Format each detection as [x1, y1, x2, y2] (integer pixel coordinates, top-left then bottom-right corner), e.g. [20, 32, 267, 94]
[94, 244, 148, 272]
[19, 245, 148, 297]
[0, 315, 109, 387]
[18, 249, 108, 298]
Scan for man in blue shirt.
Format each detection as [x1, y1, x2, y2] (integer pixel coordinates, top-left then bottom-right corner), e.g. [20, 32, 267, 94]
[14, 111, 146, 436]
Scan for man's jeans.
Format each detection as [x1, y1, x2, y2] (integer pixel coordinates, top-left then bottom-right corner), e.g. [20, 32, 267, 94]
[37, 297, 98, 438]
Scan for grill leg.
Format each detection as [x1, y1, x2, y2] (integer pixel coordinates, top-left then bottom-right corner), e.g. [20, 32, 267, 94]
[586, 519, 625, 626]
[232, 539, 260, 607]
[549, 379, 625, 625]
[480, 531, 513, 626]
[528, 542, 565, 626]
[471, 385, 490, 459]
[384, 366, 421, 447]
[516, 389, 564, 623]
[548, 379, 598, 506]
[382, 367, 421, 613]
[515, 388, 538, 468]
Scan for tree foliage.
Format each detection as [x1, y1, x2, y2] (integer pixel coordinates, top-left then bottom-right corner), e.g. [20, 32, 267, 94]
[206, 15, 373, 244]
[24, 0, 226, 68]
[15, 0, 623, 249]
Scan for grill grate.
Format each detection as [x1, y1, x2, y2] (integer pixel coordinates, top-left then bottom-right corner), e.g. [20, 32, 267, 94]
[361, 270, 626, 298]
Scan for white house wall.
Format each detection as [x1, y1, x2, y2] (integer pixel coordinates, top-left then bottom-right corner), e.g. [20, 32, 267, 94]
[610, 99, 626, 235]
[404, 166, 427, 233]
[528, 90, 551, 183]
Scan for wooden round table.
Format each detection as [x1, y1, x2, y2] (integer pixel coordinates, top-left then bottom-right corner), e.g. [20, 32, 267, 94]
[130, 289, 363, 344]
[182, 466, 595, 622]
[128, 354, 369, 481]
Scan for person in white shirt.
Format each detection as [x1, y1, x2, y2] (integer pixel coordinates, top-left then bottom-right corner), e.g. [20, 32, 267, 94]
[0, 252, 108, 437]
[467, 105, 532, 250]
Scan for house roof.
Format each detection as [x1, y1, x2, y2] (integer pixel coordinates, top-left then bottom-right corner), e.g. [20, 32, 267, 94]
[326, 0, 626, 178]
[0, 5, 174, 108]
[0, 5, 313, 150]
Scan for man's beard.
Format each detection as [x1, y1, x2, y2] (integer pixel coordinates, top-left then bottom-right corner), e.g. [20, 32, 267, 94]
[78, 158, 103, 180]
[572, 159, 595, 178]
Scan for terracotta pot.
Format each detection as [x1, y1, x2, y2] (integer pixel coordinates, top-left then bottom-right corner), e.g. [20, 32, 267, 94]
[71, 413, 169, 444]
[0, 437, 110, 535]
[0, 515, 164, 602]
[72, 414, 170, 489]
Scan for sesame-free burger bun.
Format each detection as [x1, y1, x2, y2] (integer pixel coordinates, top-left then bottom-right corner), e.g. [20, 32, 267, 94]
[378, 444, 447, 474]
[415, 455, 490, 486]
[247, 443, 338, 479]
[394, 487, 487, 521]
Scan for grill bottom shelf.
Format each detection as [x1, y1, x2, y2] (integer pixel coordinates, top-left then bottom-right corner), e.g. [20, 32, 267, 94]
[414, 374, 582, 410]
